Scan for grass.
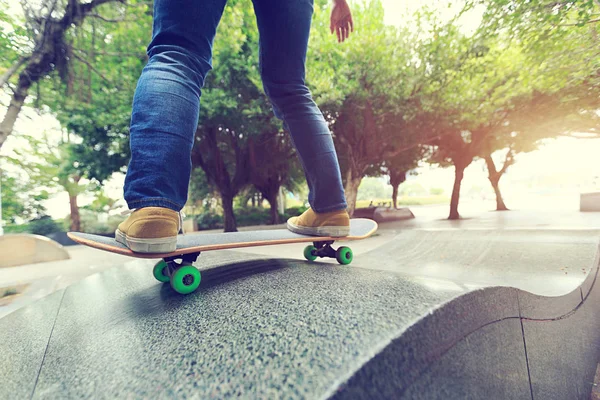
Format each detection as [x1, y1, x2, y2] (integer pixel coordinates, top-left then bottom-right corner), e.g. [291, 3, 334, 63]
[0, 284, 29, 306]
[1, 288, 17, 298]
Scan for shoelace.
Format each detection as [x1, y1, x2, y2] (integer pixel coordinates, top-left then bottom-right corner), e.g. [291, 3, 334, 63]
[121, 209, 186, 235]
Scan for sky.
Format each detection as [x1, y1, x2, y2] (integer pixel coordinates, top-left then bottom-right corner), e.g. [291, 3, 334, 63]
[1, 0, 599, 220]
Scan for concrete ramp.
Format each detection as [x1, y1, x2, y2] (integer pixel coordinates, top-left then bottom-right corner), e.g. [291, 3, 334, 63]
[0, 229, 599, 399]
[0, 234, 70, 268]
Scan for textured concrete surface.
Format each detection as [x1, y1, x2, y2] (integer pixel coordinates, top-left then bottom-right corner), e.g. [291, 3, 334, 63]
[1, 225, 599, 399]
[0, 245, 131, 319]
[30, 258, 455, 399]
[0, 234, 69, 268]
[0, 290, 63, 400]
[399, 319, 530, 400]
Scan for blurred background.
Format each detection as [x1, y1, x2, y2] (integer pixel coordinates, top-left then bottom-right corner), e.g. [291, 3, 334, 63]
[2, 2, 600, 395]
[0, 0, 598, 235]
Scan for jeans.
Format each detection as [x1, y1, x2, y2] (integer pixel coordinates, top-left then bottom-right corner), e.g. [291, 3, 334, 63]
[124, 0, 347, 213]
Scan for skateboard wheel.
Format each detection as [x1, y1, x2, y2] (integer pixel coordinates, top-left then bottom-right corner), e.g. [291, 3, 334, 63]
[303, 245, 317, 261]
[170, 265, 201, 294]
[153, 260, 170, 283]
[335, 247, 353, 265]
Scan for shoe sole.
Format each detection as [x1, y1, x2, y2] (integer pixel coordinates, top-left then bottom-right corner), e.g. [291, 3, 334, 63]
[286, 221, 350, 237]
[115, 229, 177, 253]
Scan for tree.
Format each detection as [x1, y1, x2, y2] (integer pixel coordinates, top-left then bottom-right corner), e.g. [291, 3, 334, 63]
[0, 0, 133, 150]
[480, 86, 599, 210]
[6, 133, 97, 231]
[40, 0, 150, 183]
[0, 168, 49, 224]
[385, 149, 423, 209]
[249, 129, 304, 224]
[308, 0, 428, 215]
[191, 0, 284, 232]
[467, 0, 600, 210]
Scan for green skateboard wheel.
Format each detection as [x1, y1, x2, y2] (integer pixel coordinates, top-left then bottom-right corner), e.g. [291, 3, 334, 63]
[304, 245, 318, 261]
[153, 260, 170, 283]
[170, 265, 201, 294]
[336, 246, 353, 265]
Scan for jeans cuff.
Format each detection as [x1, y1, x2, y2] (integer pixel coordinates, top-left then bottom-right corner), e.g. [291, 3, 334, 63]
[311, 202, 348, 213]
[127, 198, 183, 212]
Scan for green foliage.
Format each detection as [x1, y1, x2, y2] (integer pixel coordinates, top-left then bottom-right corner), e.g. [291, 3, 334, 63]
[3, 224, 29, 234]
[196, 211, 224, 230]
[4, 0, 598, 223]
[357, 178, 392, 201]
[79, 210, 122, 234]
[6, 133, 95, 198]
[28, 216, 63, 236]
[195, 205, 308, 230]
[1, 170, 49, 223]
[83, 190, 118, 213]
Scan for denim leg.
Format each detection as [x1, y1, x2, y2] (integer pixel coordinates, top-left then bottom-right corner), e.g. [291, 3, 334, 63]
[124, 0, 228, 211]
[251, 0, 347, 213]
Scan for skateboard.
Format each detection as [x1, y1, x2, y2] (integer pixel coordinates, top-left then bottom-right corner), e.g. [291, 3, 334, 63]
[67, 218, 377, 295]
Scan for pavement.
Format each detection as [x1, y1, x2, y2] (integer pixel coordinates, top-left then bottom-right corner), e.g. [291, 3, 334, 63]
[1, 200, 600, 399]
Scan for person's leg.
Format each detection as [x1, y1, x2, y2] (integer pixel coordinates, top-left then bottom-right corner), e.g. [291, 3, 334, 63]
[118, 0, 227, 252]
[251, 0, 349, 236]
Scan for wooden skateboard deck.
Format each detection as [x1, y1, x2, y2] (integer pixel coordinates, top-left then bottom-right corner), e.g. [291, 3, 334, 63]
[67, 218, 377, 259]
[67, 218, 377, 294]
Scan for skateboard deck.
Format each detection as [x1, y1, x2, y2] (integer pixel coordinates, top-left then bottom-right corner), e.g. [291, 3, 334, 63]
[67, 218, 377, 259]
[67, 218, 377, 294]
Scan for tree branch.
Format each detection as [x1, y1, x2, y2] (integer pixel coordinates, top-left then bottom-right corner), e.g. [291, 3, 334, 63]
[72, 53, 112, 84]
[73, 47, 143, 58]
[498, 148, 514, 176]
[559, 17, 600, 27]
[0, 56, 30, 89]
[89, 13, 128, 23]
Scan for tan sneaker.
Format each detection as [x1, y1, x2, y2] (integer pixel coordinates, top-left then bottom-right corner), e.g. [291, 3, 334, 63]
[287, 208, 350, 237]
[115, 207, 180, 253]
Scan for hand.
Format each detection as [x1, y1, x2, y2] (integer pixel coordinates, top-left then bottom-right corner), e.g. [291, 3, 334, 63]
[330, 0, 354, 43]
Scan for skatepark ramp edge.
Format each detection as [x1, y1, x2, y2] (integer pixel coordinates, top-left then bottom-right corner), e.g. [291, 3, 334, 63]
[0, 234, 70, 268]
[330, 241, 600, 399]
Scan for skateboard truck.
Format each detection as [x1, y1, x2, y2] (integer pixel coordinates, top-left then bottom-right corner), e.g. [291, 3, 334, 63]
[152, 252, 202, 295]
[304, 241, 354, 265]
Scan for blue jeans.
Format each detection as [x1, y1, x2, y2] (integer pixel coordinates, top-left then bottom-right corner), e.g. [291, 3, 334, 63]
[124, 0, 347, 213]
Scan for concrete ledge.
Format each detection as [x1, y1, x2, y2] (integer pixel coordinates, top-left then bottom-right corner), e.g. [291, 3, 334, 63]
[580, 192, 600, 212]
[0, 234, 70, 268]
[354, 206, 414, 222]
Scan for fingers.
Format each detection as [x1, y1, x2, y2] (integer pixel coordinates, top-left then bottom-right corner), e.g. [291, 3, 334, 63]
[331, 13, 354, 43]
[333, 21, 350, 42]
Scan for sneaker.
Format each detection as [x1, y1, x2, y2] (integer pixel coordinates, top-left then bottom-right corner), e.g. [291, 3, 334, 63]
[287, 208, 350, 237]
[115, 207, 181, 253]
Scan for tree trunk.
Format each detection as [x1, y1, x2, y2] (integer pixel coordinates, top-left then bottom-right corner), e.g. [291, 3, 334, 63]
[221, 194, 237, 232]
[490, 177, 508, 211]
[392, 184, 399, 209]
[484, 155, 509, 211]
[448, 163, 467, 220]
[69, 194, 81, 231]
[389, 171, 406, 210]
[344, 168, 363, 217]
[0, 80, 31, 150]
[265, 192, 279, 225]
